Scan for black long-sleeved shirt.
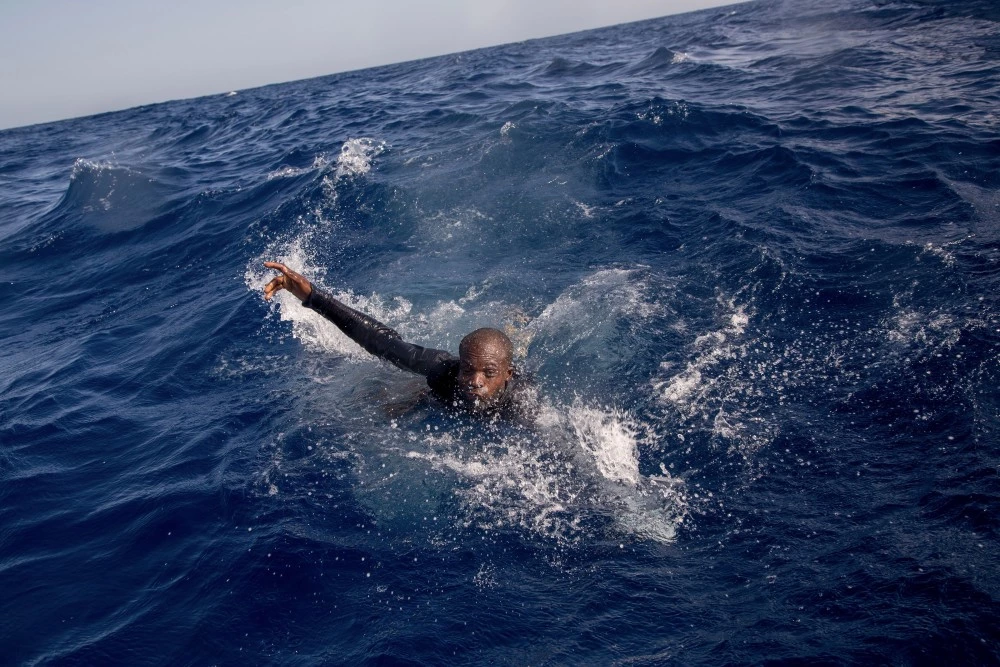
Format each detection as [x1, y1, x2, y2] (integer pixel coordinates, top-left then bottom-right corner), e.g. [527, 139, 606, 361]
[303, 288, 528, 415]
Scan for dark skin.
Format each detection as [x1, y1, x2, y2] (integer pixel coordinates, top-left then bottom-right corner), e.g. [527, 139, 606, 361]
[263, 262, 514, 407]
[263, 261, 312, 302]
[457, 340, 514, 407]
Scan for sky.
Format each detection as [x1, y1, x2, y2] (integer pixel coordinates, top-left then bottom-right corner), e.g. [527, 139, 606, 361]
[0, 0, 739, 131]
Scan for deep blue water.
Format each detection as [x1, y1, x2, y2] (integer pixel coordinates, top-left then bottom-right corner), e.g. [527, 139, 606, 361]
[2, 0, 999, 663]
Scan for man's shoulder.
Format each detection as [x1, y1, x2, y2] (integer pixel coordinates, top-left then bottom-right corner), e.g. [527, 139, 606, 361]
[425, 356, 459, 394]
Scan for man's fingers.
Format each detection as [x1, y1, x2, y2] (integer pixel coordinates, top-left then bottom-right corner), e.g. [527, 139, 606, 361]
[264, 261, 297, 279]
[263, 276, 285, 300]
[263, 262, 291, 300]
[263, 261, 310, 302]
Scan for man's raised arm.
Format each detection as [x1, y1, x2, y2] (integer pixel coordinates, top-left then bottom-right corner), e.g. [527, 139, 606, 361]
[262, 262, 451, 376]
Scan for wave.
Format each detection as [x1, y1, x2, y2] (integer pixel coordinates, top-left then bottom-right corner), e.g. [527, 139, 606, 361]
[0, 158, 176, 259]
[4, 0, 1000, 661]
[534, 56, 625, 79]
[53, 159, 171, 233]
[625, 46, 688, 73]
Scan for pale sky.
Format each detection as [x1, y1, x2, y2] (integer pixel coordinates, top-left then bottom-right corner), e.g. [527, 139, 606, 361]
[0, 0, 738, 131]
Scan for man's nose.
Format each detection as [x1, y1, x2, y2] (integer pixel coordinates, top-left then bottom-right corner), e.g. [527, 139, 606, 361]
[469, 373, 484, 387]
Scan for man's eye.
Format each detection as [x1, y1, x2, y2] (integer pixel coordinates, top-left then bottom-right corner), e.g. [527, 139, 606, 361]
[485, 371, 497, 378]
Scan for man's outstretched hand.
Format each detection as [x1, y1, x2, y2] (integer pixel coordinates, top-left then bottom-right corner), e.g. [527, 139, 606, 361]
[263, 262, 313, 302]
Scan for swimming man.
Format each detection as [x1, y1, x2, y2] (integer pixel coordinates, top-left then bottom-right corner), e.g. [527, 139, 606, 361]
[263, 262, 529, 416]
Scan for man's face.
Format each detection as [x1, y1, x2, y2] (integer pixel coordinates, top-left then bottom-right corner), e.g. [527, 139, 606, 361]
[457, 342, 513, 408]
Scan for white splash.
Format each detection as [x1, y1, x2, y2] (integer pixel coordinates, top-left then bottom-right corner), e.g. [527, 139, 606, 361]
[887, 305, 962, 350]
[406, 400, 687, 544]
[245, 238, 413, 360]
[266, 155, 329, 180]
[553, 402, 641, 485]
[574, 201, 597, 218]
[71, 157, 119, 177]
[654, 296, 748, 413]
[315, 137, 388, 203]
[528, 268, 655, 355]
[406, 438, 582, 542]
[649, 294, 783, 463]
[334, 137, 386, 179]
[917, 240, 958, 268]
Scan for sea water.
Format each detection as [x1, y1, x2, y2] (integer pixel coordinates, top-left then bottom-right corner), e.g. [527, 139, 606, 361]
[1, 0, 998, 663]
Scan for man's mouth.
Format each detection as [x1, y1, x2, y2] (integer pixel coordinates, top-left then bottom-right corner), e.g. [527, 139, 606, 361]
[462, 389, 485, 403]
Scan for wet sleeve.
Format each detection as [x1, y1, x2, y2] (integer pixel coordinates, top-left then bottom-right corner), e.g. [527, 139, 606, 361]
[302, 288, 453, 376]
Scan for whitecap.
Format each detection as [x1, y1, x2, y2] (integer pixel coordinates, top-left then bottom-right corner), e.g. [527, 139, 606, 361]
[334, 137, 386, 179]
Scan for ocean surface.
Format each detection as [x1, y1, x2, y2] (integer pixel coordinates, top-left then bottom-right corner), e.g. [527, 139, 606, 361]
[2, 0, 999, 663]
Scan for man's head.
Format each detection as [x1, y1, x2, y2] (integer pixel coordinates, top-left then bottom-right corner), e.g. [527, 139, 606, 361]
[457, 328, 514, 408]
